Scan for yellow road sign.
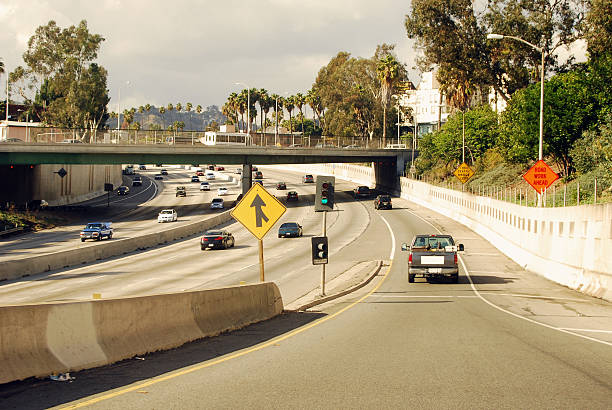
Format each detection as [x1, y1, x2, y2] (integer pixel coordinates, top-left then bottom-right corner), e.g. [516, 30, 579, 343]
[230, 184, 286, 240]
[453, 162, 475, 184]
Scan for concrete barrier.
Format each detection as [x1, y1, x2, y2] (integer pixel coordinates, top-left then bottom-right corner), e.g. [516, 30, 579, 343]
[0, 282, 283, 384]
[2, 210, 233, 281]
[265, 164, 612, 302]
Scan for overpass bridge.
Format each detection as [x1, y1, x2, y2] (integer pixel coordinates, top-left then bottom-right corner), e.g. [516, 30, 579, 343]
[0, 143, 415, 204]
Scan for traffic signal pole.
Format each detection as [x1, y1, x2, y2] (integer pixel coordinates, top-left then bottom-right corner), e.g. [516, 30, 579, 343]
[320, 211, 327, 296]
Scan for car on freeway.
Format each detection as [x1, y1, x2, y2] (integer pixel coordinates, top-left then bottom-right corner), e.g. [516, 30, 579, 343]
[132, 175, 142, 186]
[235, 168, 242, 174]
[196, 168, 204, 175]
[200, 230, 235, 250]
[252, 166, 258, 172]
[160, 169, 168, 175]
[286, 191, 299, 202]
[200, 182, 210, 191]
[353, 185, 370, 199]
[276, 182, 287, 190]
[401, 234, 464, 283]
[278, 222, 303, 238]
[0, 138, 24, 143]
[253, 179, 264, 186]
[206, 172, 215, 180]
[208, 165, 215, 170]
[157, 209, 178, 223]
[60, 138, 83, 143]
[302, 174, 314, 183]
[80, 222, 113, 242]
[176, 186, 187, 197]
[139, 164, 146, 170]
[254, 171, 263, 179]
[315, 143, 336, 148]
[191, 175, 200, 183]
[288, 143, 302, 148]
[154, 174, 163, 180]
[117, 186, 130, 195]
[343, 144, 361, 149]
[210, 198, 224, 209]
[217, 187, 228, 196]
[216, 166, 225, 171]
[374, 194, 392, 210]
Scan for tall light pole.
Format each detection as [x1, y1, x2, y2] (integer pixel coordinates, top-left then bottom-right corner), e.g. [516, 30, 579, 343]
[488, 33, 545, 206]
[117, 80, 130, 138]
[235, 82, 250, 144]
[487, 33, 545, 162]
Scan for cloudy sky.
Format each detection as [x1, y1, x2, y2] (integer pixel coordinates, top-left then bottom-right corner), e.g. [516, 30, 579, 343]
[0, 0, 419, 111]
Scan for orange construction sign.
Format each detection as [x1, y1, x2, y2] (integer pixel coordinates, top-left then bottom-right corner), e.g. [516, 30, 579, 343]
[522, 160, 559, 194]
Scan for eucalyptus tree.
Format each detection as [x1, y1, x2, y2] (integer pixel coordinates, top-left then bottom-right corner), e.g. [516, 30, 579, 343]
[377, 54, 401, 146]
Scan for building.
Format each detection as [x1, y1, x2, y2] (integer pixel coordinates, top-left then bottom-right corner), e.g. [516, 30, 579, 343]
[398, 70, 451, 138]
[0, 120, 43, 141]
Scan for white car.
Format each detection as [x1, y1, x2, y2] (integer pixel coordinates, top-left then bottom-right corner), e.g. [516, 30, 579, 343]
[200, 182, 210, 191]
[217, 187, 228, 196]
[206, 172, 215, 180]
[157, 209, 178, 223]
[210, 198, 224, 209]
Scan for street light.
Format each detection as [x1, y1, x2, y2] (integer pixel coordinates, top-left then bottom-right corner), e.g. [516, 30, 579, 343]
[487, 33, 545, 162]
[487, 33, 545, 206]
[235, 82, 250, 144]
[117, 80, 130, 140]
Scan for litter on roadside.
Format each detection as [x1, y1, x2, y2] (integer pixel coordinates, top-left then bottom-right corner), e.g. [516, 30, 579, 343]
[50, 373, 75, 382]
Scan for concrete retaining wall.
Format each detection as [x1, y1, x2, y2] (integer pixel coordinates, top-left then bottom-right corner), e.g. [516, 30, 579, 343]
[2, 210, 233, 281]
[266, 163, 611, 301]
[0, 282, 283, 384]
[34, 164, 123, 206]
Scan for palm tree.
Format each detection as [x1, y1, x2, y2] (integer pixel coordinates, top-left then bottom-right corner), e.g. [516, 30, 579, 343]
[294, 93, 306, 136]
[285, 95, 296, 137]
[176, 102, 182, 112]
[377, 54, 400, 146]
[258, 88, 270, 138]
[159, 106, 166, 128]
[237, 91, 248, 132]
[196, 104, 202, 114]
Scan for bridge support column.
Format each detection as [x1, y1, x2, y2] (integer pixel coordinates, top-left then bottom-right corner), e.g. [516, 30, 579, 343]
[242, 164, 252, 194]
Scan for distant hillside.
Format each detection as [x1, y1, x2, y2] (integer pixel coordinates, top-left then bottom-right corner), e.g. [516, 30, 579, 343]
[105, 105, 226, 131]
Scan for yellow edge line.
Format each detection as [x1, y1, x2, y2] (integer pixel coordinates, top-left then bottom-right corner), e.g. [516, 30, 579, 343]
[62, 262, 392, 409]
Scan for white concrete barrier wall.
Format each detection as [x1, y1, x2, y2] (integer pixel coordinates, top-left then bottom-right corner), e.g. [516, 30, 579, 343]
[269, 163, 611, 301]
[0, 282, 283, 384]
[2, 210, 233, 281]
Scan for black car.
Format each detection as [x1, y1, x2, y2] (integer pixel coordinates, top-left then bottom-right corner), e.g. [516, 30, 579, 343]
[253, 179, 264, 186]
[254, 171, 263, 179]
[154, 174, 163, 180]
[191, 175, 200, 182]
[160, 169, 168, 175]
[208, 165, 215, 170]
[276, 182, 287, 190]
[278, 222, 303, 238]
[117, 186, 130, 195]
[374, 194, 392, 210]
[176, 186, 187, 197]
[132, 176, 142, 186]
[200, 230, 235, 250]
[286, 191, 299, 202]
[139, 165, 146, 170]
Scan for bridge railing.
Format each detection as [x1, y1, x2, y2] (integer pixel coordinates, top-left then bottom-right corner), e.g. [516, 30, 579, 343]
[2, 125, 409, 150]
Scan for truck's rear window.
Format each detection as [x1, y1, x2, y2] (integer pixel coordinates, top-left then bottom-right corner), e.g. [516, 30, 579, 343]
[413, 236, 453, 248]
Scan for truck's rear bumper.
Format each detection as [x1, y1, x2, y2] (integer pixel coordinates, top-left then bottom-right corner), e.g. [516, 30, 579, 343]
[409, 267, 458, 277]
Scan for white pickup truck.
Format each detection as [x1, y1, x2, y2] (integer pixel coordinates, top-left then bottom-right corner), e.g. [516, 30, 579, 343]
[401, 234, 464, 283]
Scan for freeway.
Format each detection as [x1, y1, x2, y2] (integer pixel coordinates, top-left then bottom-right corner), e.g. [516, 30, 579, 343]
[0, 166, 240, 264]
[0, 168, 610, 408]
[0, 167, 385, 305]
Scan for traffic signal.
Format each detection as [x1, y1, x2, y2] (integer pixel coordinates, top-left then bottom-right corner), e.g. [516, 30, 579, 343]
[315, 175, 335, 212]
[311, 236, 328, 265]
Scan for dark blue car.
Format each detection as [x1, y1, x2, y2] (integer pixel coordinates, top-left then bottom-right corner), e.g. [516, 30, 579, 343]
[278, 222, 303, 238]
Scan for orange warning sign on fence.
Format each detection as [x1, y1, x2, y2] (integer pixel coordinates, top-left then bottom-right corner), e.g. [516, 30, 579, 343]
[522, 160, 559, 194]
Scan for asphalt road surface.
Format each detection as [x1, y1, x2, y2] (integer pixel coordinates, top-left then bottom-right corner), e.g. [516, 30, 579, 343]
[1, 168, 610, 409]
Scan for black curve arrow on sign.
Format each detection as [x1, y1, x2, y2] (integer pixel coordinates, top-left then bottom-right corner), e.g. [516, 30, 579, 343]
[250, 194, 269, 227]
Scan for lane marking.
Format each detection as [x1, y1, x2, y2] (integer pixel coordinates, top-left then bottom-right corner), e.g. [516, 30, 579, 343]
[559, 328, 612, 334]
[371, 295, 478, 298]
[402, 208, 612, 347]
[60, 186, 399, 409]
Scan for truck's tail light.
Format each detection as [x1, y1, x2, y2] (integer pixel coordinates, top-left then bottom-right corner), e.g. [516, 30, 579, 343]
[408, 253, 413, 264]
[454, 253, 458, 264]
